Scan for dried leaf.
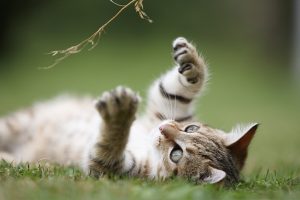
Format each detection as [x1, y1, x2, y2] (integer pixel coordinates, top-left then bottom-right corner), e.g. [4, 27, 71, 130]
[134, 0, 153, 23]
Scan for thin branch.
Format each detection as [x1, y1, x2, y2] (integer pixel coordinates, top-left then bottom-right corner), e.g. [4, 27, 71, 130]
[110, 0, 126, 7]
[41, 0, 152, 70]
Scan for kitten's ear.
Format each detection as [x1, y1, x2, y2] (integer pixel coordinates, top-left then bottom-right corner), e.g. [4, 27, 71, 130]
[224, 123, 259, 170]
[203, 167, 226, 184]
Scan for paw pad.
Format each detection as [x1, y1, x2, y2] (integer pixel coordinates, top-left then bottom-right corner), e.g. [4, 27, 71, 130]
[96, 86, 140, 121]
[172, 37, 204, 84]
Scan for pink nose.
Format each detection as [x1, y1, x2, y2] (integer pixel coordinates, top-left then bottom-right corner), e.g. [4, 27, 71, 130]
[159, 124, 168, 134]
[159, 123, 177, 139]
[159, 126, 163, 131]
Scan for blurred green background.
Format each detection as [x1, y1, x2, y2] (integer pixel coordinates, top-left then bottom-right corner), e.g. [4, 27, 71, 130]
[0, 0, 299, 174]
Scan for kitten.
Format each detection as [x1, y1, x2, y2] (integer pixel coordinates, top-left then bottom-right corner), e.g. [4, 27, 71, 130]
[0, 37, 258, 186]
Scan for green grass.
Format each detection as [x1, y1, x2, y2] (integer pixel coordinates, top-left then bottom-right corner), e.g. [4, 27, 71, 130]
[0, 36, 300, 199]
[0, 161, 299, 200]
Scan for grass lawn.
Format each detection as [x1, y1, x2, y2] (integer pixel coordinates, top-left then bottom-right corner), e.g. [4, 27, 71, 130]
[0, 37, 299, 199]
[0, 162, 299, 200]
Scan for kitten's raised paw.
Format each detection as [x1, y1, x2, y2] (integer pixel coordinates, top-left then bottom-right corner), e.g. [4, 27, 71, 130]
[173, 37, 204, 84]
[172, 37, 197, 64]
[96, 86, 140, 123]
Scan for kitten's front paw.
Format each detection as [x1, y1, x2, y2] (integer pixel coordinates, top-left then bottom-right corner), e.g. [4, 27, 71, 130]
[96, 86, 140, 123]
[173, 37, 204, 84]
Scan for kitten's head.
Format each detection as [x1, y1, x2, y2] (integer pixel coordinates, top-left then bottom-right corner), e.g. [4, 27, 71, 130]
[156, 120, 258, 186]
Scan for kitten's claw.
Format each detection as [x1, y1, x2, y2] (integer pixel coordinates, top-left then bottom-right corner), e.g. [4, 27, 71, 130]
[173, 37, 205, 84]
[96, 86, 140, 123]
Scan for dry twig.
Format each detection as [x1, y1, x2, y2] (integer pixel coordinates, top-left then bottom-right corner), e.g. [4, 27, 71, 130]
[41, 0, 152, 69]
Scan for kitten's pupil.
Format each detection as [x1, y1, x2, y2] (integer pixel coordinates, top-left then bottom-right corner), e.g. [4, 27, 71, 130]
[184, 125, 200, 133]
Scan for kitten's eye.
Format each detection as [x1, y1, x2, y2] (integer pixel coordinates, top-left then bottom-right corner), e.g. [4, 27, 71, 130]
[170, 144, 183, 163]
[184, 125, 200, 133]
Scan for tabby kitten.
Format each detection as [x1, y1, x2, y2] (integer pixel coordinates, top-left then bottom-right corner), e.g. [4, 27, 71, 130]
[0, 37, 258, 186]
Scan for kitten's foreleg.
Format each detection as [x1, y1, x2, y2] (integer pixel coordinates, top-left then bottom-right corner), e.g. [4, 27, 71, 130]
[147, 37, 208, 121]
[88, 86, 139, 177]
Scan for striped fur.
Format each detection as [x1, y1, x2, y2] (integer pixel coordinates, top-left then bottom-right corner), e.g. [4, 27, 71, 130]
[0, 37, 258, 185]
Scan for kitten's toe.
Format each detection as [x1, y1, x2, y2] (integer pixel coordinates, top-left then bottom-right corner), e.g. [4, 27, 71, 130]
[115, 86, 140, 112]
[95, 91, 111, 119]
[173, 37, 188, 51]
[177, 63, 199, 83]
[178, 63, 193, 74]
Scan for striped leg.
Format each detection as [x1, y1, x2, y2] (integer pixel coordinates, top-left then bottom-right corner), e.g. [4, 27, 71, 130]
[88, 87, 139, 177]
[146, 37, 208, 122]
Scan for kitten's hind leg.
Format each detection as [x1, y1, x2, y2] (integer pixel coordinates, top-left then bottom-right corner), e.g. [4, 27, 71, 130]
[0, 119, 13, 150]
[88, 86, 139, 177]
[0, 152, 15, 163]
